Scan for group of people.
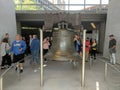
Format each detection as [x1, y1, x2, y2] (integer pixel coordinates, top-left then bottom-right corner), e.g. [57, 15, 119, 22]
[0, 32, 117, 73]
[73, 34, 117, 65]
[29, 35, 51, 66]
[73, 34, 97, 63]
[0, 34, 26, 73]
[0, 33, 52, 73]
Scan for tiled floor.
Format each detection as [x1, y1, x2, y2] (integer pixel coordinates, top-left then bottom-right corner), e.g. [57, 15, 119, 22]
[1, 56, 120, 90]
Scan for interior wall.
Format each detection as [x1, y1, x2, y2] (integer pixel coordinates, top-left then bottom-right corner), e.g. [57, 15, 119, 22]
[0, 0, 17, 43]
[103, 0, 120, 64]
[98, 22, 106, 54]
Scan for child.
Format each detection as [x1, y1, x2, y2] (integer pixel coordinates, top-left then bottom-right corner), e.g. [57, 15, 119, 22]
[1, 38, 11, 69]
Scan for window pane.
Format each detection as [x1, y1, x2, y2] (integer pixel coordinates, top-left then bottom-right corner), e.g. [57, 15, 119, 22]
[70, 0, 84, 4]
[85, 5, 100, 10]
[48, 0, 68, 4]
[86, 0, 100, 4]
[102, 0, 109, 4]
[64, 0, 69, 4]
[14, 0, 22, 4]
[48, 0, 53, 3]
[68, 5, 84, 10]
[49, 0, 85, 4]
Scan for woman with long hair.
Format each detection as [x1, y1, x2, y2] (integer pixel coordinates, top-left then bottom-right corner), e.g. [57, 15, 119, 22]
[1, 38, 11, 69]
[91, 39, 97, 60]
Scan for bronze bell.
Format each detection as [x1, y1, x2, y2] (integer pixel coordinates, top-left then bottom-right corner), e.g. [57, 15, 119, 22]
[45, 29, 77, 61]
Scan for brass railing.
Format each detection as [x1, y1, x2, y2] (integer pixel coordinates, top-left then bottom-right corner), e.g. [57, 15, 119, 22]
[0, 60, 23, 90]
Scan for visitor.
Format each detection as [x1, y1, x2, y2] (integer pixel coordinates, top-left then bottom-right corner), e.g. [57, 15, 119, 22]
[43, 37, 50, 63]
[0, 38, 11, 69]
[85, 38, 90, 62]
[30, 35, 40, 65]
[109, 34, 116, 64]
[91, 39, 97, 60]
[72, 34, 80, 65]
[11, 34, 26, 73]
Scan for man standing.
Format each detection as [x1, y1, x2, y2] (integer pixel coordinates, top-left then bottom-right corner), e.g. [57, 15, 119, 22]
[11, 34, 26, 73]
[29, 35, 33, 47]
[109, 34, 116, 64]
[30, 35, 40, 65]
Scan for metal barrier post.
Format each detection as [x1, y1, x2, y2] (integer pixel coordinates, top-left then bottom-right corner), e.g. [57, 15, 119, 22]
[39, 29, 44, 86]
[0, 77, 3, 90]
[104, 62, 108, 81]
[81, 30, 86, 87]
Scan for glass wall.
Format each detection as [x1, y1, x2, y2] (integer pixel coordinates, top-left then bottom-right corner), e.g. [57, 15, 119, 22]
[102, 0, 109, 4]
[86, 0, 100, 4]
[14, 0, 109, 11]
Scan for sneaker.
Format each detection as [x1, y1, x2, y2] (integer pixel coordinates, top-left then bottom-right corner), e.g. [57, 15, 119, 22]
[34, 69, 38, 72]
[20, 69, 23, 73]
[73, 62, 76, 66]
[5, 65, 10, 69]
[94, 58, 96, 60]
[1, 66, 5, 69]
[43, 64, 47, 67]
[15, 67, 18, 71]
[91, 56, 93, 58]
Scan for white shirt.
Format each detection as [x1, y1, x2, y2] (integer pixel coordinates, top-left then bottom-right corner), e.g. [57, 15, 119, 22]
[0, 42, 10, 56]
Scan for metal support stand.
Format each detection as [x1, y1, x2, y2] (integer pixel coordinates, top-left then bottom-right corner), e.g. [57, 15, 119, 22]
[104, 62, 108, 81]
[0, 78, 3, 90]
[39, 29, 44, 86]
[81, 30, 86, 87]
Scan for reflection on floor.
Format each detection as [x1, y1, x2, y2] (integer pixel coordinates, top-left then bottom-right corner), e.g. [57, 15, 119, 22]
[1, 56, 120, 90]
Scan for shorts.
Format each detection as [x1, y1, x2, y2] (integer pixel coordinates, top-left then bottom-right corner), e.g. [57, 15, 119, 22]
[13, 54, 24, 63]
[43, 49, 48, 56]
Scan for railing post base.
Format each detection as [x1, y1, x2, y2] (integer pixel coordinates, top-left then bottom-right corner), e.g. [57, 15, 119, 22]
[0, 78, 3, 90]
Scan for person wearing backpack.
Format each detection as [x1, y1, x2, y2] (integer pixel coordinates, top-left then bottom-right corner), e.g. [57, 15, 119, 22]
[0, 38, 11, 69]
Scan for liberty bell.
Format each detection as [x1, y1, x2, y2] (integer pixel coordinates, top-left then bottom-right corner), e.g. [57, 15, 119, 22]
[45, 22, 77, 61]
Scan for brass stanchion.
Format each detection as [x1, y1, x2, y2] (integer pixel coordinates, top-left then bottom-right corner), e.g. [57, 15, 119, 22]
[39, 29, 44, 86]
[81, 30, 86, 87]
[0, 78, 3, 90]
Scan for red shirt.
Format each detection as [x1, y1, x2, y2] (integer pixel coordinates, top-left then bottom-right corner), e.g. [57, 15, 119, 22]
[86, 40, 90, 52]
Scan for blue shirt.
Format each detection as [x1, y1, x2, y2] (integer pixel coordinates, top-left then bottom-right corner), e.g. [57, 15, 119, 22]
[30, 38, 40, 51]
[11, 40, 26, 55]
[75, 40, 80, 52]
